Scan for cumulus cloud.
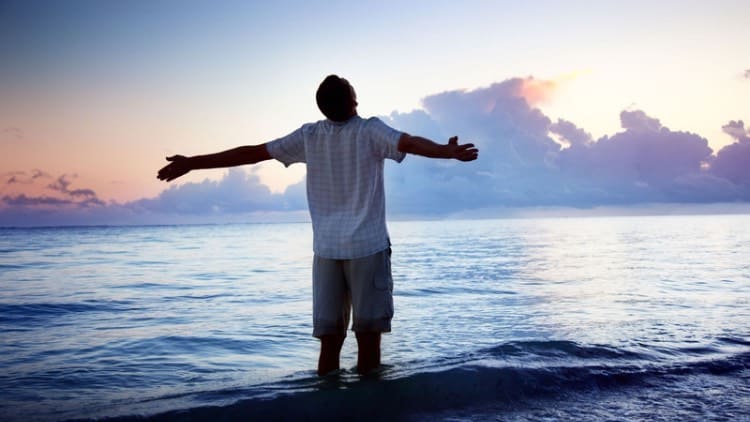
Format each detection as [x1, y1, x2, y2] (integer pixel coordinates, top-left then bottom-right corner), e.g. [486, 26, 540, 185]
[710, 120, 750, 188]
[384, 77, 565, 211]
[3, 76, 750, 226]
[721, 120, 750, 143]
[133, 167, 306, 215]
[1, 167, 309, 226]
[549, 118, 593, 147]
[619, 109, 663, 132]
[385, 77, 744, 210]
[558, 110, 718, 202]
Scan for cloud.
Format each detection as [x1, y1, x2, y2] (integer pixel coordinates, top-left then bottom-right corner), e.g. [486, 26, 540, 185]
[385, 78, 743, 210]
[1, 167, 308, 226]
[1, 127, 24, 141]
[515, 77, 557, 105]
[721, 120, 750, 143]
[619, 110, 663, 132]
[549, 118, 593, 147]
[385, 78, 564, 211]
[133, 167, 306, 215]
[1, 193, 105, 209]
[3, 76, 750, 226]
[1, 170, 106, 212]
[710, 120, 750, 188]
[557, 110, 718, 202]
[47, 174, 105, 205]
[2, 194, 75, 207]
[4, 169, 51, 185]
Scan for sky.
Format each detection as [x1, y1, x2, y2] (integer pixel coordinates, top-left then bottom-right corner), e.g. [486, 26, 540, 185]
[1, 0, 749, 226]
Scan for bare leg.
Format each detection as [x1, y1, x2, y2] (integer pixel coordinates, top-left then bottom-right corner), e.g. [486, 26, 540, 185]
[318, 334, 345, 376]
[355, 332, 381, 375]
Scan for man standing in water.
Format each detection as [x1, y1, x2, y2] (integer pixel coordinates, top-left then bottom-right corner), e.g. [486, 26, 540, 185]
[157, 75, 478, 375]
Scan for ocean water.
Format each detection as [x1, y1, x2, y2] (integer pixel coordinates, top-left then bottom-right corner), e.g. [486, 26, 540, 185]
[0, 215, 749, 421]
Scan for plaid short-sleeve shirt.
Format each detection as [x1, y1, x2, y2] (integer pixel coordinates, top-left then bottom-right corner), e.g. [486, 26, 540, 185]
[266, 116, 405, 259]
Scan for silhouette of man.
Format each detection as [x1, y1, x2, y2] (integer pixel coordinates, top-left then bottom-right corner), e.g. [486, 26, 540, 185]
[157, 75, 478, 375]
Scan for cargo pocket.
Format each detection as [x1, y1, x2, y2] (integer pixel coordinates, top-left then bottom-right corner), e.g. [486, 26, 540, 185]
[373, 248, 393, 291]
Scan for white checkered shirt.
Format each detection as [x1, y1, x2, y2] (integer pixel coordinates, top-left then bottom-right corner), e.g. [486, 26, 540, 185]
[266, 116, 405, 259]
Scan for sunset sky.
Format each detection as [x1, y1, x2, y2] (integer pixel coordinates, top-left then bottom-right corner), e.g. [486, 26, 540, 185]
[1, 0, 749, 226]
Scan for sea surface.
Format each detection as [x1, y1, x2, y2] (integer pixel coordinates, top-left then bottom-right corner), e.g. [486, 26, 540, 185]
[1, 215, 749, 421]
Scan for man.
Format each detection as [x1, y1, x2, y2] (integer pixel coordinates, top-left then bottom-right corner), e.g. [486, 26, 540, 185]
[157, 75, 478, 375]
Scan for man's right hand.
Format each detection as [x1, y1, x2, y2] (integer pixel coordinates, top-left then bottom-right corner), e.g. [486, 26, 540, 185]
[157, 155, 192, 182]
[398, 134, 479, 161]
[447, 136, 479, 162]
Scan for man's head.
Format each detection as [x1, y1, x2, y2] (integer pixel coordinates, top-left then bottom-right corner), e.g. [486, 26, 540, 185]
[316, 75, 358, 122]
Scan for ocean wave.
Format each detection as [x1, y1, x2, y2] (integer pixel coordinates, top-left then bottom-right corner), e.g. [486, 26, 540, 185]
[100, 340, 750, 421]
[0, 301, 141, 323]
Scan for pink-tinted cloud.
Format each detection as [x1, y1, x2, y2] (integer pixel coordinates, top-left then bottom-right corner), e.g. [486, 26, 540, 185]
[515, 77, 557, 106]
[1, 171, 105, 211]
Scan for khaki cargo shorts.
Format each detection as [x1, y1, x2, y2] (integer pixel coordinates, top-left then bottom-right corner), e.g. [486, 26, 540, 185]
[312, 248, 394, 338]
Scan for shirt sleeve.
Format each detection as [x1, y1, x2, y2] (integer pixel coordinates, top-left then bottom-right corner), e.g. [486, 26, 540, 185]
[265, 126, 306, 167]
[367, 117, 406, 163]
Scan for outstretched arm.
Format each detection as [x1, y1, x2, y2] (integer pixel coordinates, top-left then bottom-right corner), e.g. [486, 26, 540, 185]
[397, 134, 478, 161]
[157, 144, 272, 182]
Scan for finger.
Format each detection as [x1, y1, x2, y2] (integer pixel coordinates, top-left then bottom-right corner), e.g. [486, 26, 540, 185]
[459, 150, 478, 161]
[166, 155, 177, 161]
[449, 136, 458, 145]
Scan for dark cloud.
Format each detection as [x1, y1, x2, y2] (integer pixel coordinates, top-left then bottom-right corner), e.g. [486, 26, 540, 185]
[4, 171, 28, 185]
[2, 194, 74, 207]
[1, 171, 105, 210]
[1, 127, 24, 141]
[721, 120, 750, 143]
[47, 174, 105, 204]
[4, 169, 50, 185]
[710, 120, 750, 188]
[1, 193, 105, 209]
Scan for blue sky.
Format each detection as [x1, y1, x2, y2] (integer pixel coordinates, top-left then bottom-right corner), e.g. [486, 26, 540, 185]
[1, 0, 749, 226]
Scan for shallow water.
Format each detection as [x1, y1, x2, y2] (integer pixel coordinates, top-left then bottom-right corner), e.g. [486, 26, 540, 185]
[1, 215, 748, 420]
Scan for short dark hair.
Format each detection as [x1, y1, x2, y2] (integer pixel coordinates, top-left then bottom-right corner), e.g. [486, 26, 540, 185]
[316, 75, 356, 122]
